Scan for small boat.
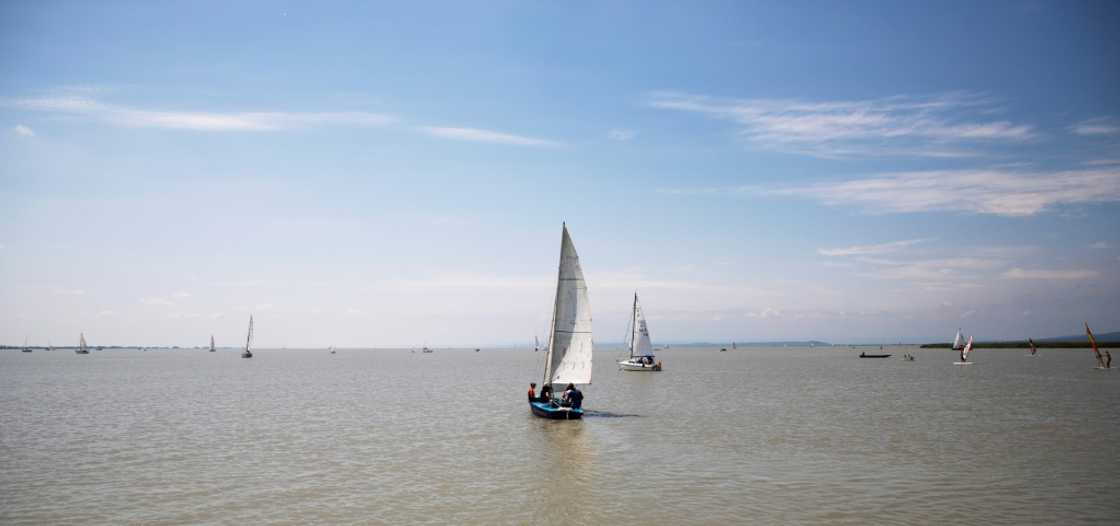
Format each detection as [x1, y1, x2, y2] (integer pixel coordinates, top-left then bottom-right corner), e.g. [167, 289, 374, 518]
[529, 224, 592, 420]
[422, 346, 434, 354]
[618, 293, 662, 371]
[533, 336, 541, 352]
[329, 346, 336, 354]
[720, 348, 727, 352]
[953, 336, 974, 365]
[1087, 322, 1111, 369]
[75, 333, 90, 354]
[1027, 337, 1037, 356]
[209, 335, 217, 353]
[475, 348, 480, 352]
[241, 315, 254, 358]
[952, 328, 965, 351]
[859, 352, 891, 358]
[21, 337, 32, 352]
[903, 354, 915, 361]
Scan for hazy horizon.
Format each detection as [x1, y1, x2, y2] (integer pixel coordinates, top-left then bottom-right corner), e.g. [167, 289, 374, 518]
[3, 2, 1118, 347]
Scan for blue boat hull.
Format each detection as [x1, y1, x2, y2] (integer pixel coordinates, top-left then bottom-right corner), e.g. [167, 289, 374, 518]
[530, 401, 583, 420]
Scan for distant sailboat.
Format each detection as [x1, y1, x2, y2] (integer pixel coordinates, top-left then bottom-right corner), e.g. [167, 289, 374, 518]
[732, 341, 737, 350]
[209, 335, 216, 353]
[618, 293, 661, 371]
[241, 316, 254, 359]
[422, 346, 434, 354]
[21, 337, 32, 352]
[329, 345, 336, 354]
[75, 333, 90, 354]
[1087, 322, 1110, 369]
[953, 335, 974, 365]
[534, 336, 541, 353]
[952, 329, 965, 351]
[1027, 337, 1037, 356]
[530, 224, 592, 420]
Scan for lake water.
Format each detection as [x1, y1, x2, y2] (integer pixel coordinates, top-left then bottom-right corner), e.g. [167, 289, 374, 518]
[1, 346, 1117, 524]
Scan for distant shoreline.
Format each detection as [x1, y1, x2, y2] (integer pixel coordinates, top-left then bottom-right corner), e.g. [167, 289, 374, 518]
[920, 341, 1117, 349]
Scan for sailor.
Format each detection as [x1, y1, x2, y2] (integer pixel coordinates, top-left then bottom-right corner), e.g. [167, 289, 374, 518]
[540, 384, 553, 404]
[563, 383, 583, 410]
[527, 383, 536, 402]
[1106, 350, 1113, 369]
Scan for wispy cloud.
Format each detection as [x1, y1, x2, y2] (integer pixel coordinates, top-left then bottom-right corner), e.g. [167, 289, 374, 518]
[767, 167, 1120, 216]
[648, 91, 1034, 158]
[607, 128, 636, 141]
[1070, 117, 1120, 136]
[12, 124, 34, 137]
[1002, 267, 1099, 280]
[9, 96, 394, 131]
[818, 239, 927, 257]
[417, 126, 562, 147]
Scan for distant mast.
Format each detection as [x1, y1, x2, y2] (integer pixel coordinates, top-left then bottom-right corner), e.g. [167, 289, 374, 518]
[209, 335, 216, 352]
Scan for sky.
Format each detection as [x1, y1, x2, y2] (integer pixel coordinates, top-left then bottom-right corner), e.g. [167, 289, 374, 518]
[1, 1, 1118, 347]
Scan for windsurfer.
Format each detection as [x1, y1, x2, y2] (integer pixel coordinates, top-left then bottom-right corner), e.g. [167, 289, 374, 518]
[1106, 350, 1112, 369]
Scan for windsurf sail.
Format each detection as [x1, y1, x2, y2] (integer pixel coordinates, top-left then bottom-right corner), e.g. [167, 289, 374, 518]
[1028, 337, 1037, 355]
[1086, 322, 1102, 366]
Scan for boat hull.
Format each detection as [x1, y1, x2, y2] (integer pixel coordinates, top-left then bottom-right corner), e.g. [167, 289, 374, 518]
[530, 401, 583, 420]
[618, 360, 661, 371]
[859, 354, 891, 358]
[241, 352, 253, 359]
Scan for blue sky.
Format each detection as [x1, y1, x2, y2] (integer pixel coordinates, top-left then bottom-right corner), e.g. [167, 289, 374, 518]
[2, 1, 1118, 347]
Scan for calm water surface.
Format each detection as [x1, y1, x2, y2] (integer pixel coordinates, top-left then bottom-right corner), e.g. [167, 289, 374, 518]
[2, 347, 1118, 524]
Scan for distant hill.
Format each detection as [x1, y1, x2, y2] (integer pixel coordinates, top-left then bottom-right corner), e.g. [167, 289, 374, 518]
[659, 341, 832, 348]
[1038, 331, 1120, 342]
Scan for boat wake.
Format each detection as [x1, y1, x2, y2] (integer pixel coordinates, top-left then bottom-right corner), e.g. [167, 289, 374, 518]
[581, 410, 643, 418]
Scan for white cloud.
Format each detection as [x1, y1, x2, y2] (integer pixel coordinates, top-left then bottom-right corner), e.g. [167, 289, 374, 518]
[818, 239, 927, 257]
[745, 307, 782, 319]
[1089, 241, 1110, 249]
[766, 168, 1120, 217]
[607, 128, 636, 141]
[648, 91, 1033, 158]
[13, 124, 34, 137]
[9, 96, 394, 132]
[1002, 267, 1099, 280]
[417, 126, 562, 147]
[139, 297, 174, 306]
[1070, 117, 1120, 136]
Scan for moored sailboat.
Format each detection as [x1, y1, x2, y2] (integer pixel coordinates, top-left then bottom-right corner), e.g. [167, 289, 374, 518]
[618, 293, 661, 371]
[241, 316, 254, 358]
[21, 337, 32, 352]
[530, 224, 593, 420]
[209, 335, 216, 353]
[953, 335, 974, 365]
[75, 333, 90, 354]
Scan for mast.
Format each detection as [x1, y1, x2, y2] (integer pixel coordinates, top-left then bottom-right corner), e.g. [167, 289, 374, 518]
[245, 315, 254, 353]
[210, 335, 216, 351]
[542, 224, 566, 387]
[630, 292, 639, 359]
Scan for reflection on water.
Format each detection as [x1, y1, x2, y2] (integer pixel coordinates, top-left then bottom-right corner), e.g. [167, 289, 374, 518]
[1, 346, 1118, 524]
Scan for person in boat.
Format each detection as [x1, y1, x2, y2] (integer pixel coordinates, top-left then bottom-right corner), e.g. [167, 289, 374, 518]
[860, 352, 866, 357]
[539, 384, 553, 404]
[562, 383, 583, 409]
[528, 383, 536, 402]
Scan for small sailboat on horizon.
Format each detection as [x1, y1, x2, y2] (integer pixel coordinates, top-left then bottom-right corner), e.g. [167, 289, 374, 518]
[21, 337, 32, 352]
[953, 335, 974, 365]
[618, 292, 661, 371]
[241, 316, 254, 359]
[1027, 337, 1037, 356]
[209, 335, 216, 353]
[529, 223, 592, 420]
[75, 333, 90, 354]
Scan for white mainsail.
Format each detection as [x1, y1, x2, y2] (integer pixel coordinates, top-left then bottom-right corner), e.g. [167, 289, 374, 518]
[952, 329, 964, 350]
[79, 333, 87, 351]
[961, 335, 973, 361]
[244, 316, 254, 354]
[210, 335, 216, 352]
[543, 224, 593, 388]
[629, 293, 654, 358]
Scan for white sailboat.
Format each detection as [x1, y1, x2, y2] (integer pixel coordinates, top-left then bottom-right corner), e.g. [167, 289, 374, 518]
[952, 329, 965, 351]
[329, 345, 336, 354]
[209, 335, 216, 353]
[75, 333, 90, 354]
[618, 293, 661, 371]
[21, 337, 32, 352]
[241, 316, 254, 358]
[953, 335, 974, 365]
[529, 223, 593, 419]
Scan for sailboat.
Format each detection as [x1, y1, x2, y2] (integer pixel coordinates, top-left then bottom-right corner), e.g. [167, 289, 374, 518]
[618, 293, 661, 371]
[1027, 337, 1037, 356]
[1087, 322, 1110, 369]
[21, 337, 32, 352]
[953, 335, 974, 365]
[209, 335, 216, 353]
[241, 316, 254, 358]
[533, 336, 541, 352]
[530, 223, 593, 420]
[952, 328, 965, 351]
[329, 345, 336, 354]
[75, 333, 90, 354]
[732, 341, 737, 350]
